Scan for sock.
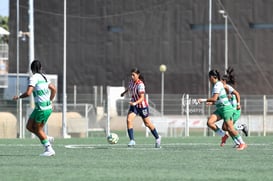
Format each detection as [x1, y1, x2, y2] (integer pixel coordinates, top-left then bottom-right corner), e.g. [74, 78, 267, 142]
[231, 136, 240, 145]
[215, 128, 226, 137]
[235, 134, 245, 144]
[41, 139, 51, 148]
[150, 128, 159, 139]
[127, 128, 134, 140]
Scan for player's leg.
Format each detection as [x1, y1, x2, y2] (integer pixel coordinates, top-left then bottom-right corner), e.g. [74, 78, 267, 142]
[32, 121, 55, 156]
[225, 119, 247, 150]
[26, 117, 54, 144]
[127, 109, 137, 147]
[32, 109, 55, 156]
[142, 116, 161, 148]
[220, 123, 230, 147]
[140, 107, 161, 148]
[207, 112, 225, 136]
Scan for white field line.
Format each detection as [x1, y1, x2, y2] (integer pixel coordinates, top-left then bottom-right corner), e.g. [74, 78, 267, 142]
[64, 142, 272, 149]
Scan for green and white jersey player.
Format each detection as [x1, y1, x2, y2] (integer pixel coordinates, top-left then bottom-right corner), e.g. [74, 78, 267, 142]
[221, 67, 248, 138]
[13, 60, 56, 156]
[198, 69, 247, 151]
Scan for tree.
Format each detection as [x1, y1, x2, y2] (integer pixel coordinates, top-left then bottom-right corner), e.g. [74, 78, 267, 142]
[0, 16, 9, 44]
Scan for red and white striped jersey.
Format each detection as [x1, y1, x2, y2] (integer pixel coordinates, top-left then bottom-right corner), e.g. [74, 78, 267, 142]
[128, 79, 148, 108]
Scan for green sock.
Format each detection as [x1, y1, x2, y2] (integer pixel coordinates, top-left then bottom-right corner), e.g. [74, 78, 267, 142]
[41, 139, 50, 147]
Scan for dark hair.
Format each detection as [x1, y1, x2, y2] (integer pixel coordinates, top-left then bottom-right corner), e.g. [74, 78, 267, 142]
[208, 69, 220, 80]
[222, 66, 236, 85]
[31, 59, 47, 82]
[131, 68, 145, 84]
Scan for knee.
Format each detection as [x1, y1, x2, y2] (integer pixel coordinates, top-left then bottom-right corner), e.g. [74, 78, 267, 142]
[26, 124, 33, 132]
[144, 120, 154, 130]
[207, 120, 213, 128]
[144, 122, 151, 128]
[222, 125, 227, 131]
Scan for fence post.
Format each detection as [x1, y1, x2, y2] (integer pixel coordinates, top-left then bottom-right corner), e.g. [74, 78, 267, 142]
[263, 95, 267, 136]
[185, 94, 189, 136]
[19, 97, 23, 138]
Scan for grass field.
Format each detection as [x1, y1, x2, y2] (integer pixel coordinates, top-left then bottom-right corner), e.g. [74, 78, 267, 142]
[0, 133, 273, 181]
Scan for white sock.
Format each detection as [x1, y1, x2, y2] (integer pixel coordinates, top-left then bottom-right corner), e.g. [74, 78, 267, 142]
[236, 135, 245, 144]
[216, 129, 226, 137]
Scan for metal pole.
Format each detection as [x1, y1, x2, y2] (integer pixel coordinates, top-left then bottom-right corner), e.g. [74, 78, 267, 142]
[185, 94, 189, 136]
[106, 86, 110, 136]
[159, 64, 167, 117]
[207, 0, 212, 136]
[161, 71, 164, 116]
[263, 95, 267, 136]
[28, 0, 34, 69]
[16, 0, 19, 97]
[224, 14, 228, 72]
[208, 0, 212, 84]
[219, 10, 228, 72]
[29, 0, 35, 109]
[16, 0, 21, 139]
[62, 0, 69, 138]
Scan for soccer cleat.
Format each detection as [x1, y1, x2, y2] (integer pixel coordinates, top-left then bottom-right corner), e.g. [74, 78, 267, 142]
[155, 135, 161, 148]
[40, 147, 55, 157]
[127, 140, 136, 147]
[220, 134, 229, 147]
[48, 136, 55, 144]
[237, 143, 247, 151]
[233, 144, 240, 148]
[242, 124, 248, 137]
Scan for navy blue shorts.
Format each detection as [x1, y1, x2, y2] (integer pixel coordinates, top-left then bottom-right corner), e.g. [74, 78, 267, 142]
[128, 106, 149, 118]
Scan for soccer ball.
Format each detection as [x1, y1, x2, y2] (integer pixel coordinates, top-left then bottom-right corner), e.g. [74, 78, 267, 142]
[107, 133, 119, 144]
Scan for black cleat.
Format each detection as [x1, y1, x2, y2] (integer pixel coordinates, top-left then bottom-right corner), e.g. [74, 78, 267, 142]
[242, 124, 248, 137]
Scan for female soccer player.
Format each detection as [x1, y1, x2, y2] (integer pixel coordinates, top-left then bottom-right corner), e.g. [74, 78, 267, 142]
[121, 68, 161, 148]
[220, 67, 248, 147]
[198, 69, 247, 150]
[13, 60, 56, 156]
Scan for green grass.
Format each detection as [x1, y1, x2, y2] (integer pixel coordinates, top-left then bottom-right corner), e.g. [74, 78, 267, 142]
[0, 134, 273, 181]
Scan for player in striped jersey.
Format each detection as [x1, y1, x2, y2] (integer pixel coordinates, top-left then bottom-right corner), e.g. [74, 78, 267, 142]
[13, 60, 57, 156]
[198, 69, 247, 150]
[121, 68, 161, 148]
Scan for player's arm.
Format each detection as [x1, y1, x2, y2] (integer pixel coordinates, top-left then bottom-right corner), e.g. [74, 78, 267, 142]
[120, 88, 128, 97]
[129, 92, 144, 106]
[48, 83, 57, 101]
[13, 86, 34, 100]
[198, 93, 219, 104]
[232, 89, 241, 110]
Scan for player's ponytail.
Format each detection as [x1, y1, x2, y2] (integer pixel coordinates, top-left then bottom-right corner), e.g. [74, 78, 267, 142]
[226, 66, 236, 85]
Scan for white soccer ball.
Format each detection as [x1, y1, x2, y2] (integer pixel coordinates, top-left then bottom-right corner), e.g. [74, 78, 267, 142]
[107, 133, 119, 144]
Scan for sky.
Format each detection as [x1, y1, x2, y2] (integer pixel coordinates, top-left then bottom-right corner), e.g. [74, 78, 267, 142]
[0, 0, 9, 17]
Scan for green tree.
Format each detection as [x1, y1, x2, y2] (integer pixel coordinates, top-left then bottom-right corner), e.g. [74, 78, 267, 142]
[0, 16, 9, 44]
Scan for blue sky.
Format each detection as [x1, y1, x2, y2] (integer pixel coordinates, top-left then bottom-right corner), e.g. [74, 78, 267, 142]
[0, 0, 9, 16]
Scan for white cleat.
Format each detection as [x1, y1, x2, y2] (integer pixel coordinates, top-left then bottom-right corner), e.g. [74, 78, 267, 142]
[47, 136, 55, 144]
[155, 135, 161, 148]
[128, 140, 136, 147]
[40, 146, 55, 157]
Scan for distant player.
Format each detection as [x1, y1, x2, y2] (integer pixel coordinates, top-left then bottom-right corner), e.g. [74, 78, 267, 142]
[13, 60, 56, 156]
[121, 68, 161, 148]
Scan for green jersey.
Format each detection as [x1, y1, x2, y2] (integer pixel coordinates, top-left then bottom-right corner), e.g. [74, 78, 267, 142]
[212, 81, 232, 109]
[29, 73, 52, 110]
